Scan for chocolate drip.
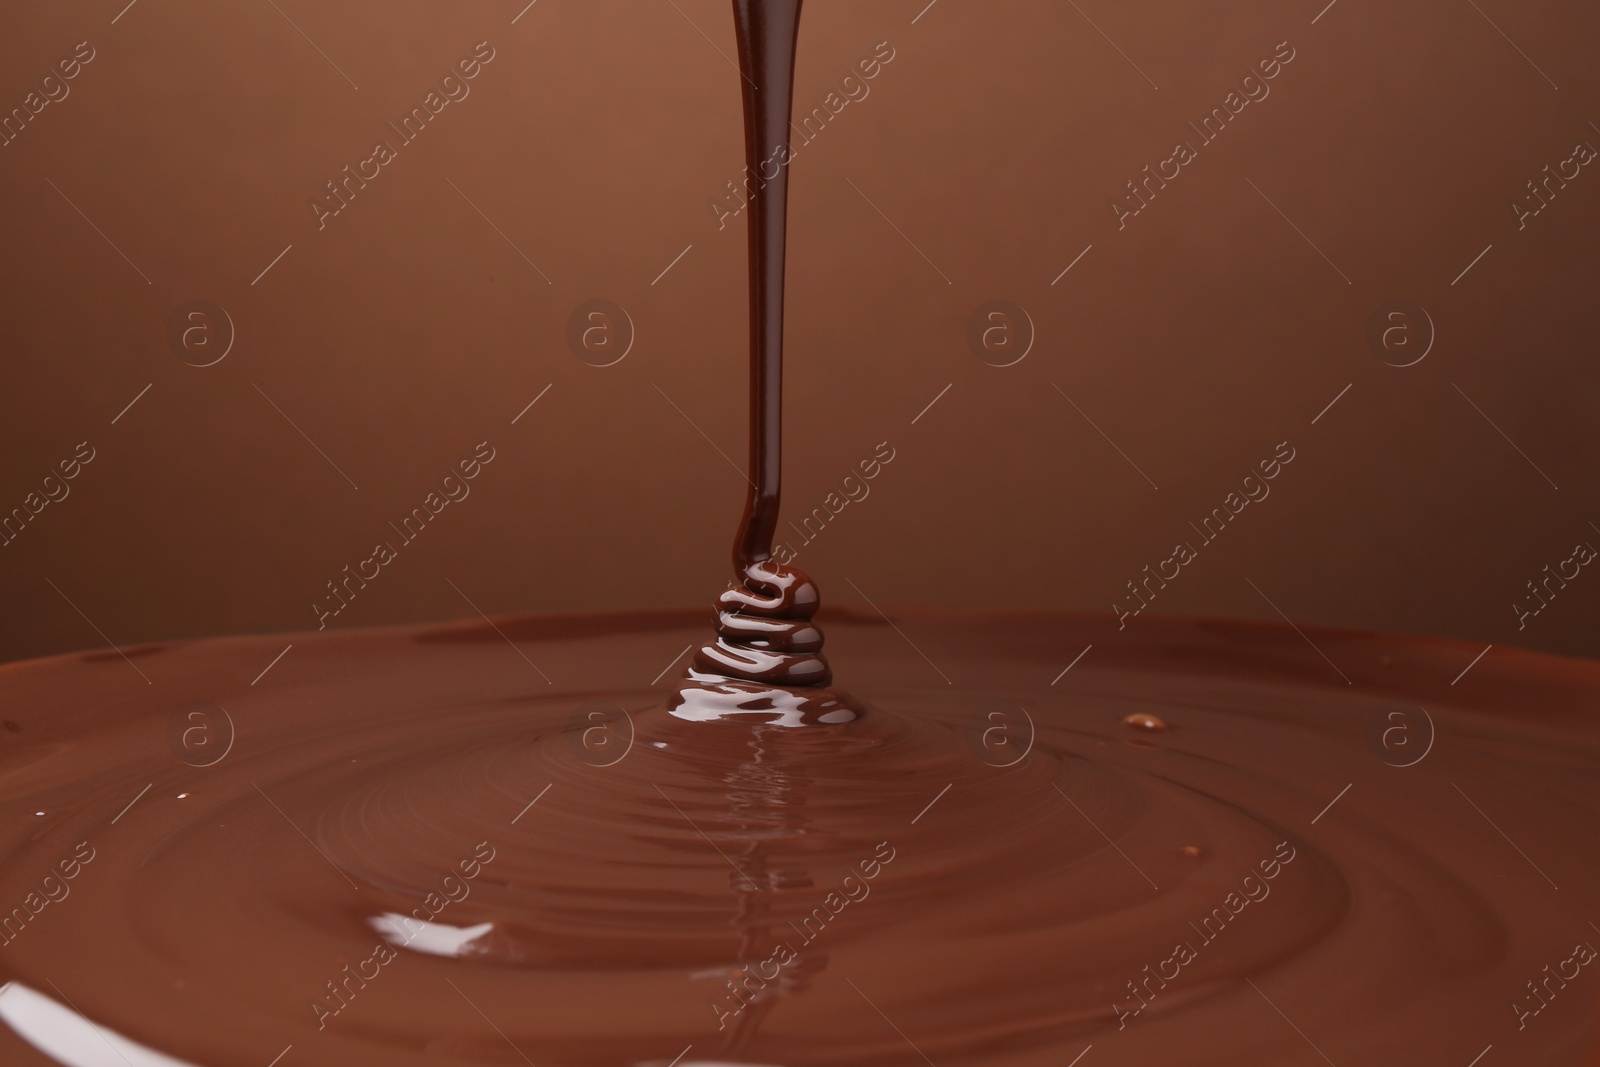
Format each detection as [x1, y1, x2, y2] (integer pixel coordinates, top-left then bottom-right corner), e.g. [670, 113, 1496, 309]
[691, 0, 837, 691]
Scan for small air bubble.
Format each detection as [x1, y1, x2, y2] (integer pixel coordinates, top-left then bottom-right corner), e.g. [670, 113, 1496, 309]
[1122, 712, 1169, 731]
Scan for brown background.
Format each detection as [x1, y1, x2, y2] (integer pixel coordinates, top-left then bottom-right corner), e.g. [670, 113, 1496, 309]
[0, 0, 1596, 666]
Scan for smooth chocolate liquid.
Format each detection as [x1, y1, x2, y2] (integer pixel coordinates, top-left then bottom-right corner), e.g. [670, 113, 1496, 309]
[727, 0, 801, 586]
[679, 0, 860, 726]
[3, 4, 1600, 1066]
[3, 616, 1600, 1065]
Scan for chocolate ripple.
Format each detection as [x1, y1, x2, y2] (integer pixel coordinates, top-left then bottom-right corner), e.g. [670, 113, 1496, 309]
[1, 613, 1598, 1065]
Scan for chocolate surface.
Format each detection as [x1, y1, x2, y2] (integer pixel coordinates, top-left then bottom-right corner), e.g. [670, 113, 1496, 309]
[2, 612, 1599, 1064]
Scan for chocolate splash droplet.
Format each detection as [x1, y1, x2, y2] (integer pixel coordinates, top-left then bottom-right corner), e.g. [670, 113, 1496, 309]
[1123, 712, 1170, 731]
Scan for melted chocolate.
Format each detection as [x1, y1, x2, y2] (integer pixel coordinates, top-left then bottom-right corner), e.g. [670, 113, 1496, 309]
[2, 614, 1600, 1065]
[2, 3, 1598, 1065]
[685, 0, 845, 700]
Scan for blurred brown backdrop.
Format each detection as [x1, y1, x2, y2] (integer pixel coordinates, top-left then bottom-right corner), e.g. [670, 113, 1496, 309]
[0, 0, 1596, 665]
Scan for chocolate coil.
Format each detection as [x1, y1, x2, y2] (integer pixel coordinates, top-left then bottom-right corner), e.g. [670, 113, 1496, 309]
[692, 558, 832, 686]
